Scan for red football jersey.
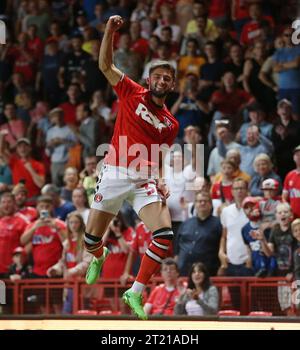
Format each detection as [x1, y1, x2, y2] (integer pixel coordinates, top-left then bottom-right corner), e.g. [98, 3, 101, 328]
[211, 182, 234, 202]
[102, 227, 134, 278]
[0, 213, 29, 274]
[9, 155, 45, 198]
[132, 222, 152, 258]
[18, 206, 38, 222]
[65, 239, 77, 269]
[146, 284, 180, 315]
[27, 219, 66, 276]
[106, 76, 179, 169]
[283, 170, 300, 218]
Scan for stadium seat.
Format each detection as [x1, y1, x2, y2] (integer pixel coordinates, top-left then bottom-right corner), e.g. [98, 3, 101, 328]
[89, 297, 114, 312]
[99, 310, 122, 315]
[218, 310, 241, 316]
[248, 311, 273, 316]
[75, 310, 98, 315]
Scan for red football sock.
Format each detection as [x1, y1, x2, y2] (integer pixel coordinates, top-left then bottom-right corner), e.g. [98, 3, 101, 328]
[136, 238, 170, 285]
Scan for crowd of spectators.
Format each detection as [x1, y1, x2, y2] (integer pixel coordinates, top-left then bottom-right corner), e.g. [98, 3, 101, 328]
[0, 0, 300, 316]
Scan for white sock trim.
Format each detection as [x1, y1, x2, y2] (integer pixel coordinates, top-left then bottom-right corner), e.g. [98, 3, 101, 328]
[131, 281, 145, 294]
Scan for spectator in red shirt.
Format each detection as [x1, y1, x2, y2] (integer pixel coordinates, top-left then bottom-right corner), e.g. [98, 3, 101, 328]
[211, 159, 237, 216]
[129, 21, 149, 63]
[283, 145, 300, 219]
[59, 83, 82, 126]
[101, 213, 135, 279]
[27, 24, 44, 63]
[0, 192, 29, 278]
[207, 71, 254, 146]
[120, 221, 152, 286]
[12, 182, 38, 221]
[20, 195, 67, 278]
[2, 137, 46, 199]
[144, 258, 182, 316]
[13, 32, 36, 84]
[231, 0, 251, 37]
[208, 71, 254, 126]
[240, 3, 274, 46]
[208, 0, 230, 24]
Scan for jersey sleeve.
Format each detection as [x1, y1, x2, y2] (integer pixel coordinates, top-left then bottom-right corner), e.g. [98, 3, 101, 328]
[283, 173, 290, 199]
[113, 75, 145, 101]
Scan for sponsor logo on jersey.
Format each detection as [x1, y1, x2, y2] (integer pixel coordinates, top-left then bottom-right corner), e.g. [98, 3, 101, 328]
[135, 103, 168, 132]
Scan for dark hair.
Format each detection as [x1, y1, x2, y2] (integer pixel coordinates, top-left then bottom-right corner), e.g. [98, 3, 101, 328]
[37, 195, 53, 205]
[186, 38, 199, 47]
[232, 177, 248, 189]
[0, 191, 15, 202]
[72, 187, 89, 208]
[187, 262, 211, 291]
[79, 102, 91, 114]
[161, 26, 173, 35]
[109, 212, 129, 237]
[195, 190, 212, 204]
[162, 257, 179, 272]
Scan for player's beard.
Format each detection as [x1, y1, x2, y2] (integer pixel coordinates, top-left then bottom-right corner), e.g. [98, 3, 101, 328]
[150, 83, 168, 98]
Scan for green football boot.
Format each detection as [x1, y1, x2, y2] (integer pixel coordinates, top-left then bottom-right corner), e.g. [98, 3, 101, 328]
[122, 289, 148, 320]
[85, 247, 109, 285]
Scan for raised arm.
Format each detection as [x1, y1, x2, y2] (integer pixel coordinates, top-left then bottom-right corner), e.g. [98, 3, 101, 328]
[99, 16, 124, 86]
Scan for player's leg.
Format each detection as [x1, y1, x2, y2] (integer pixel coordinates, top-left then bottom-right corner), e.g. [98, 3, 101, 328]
[123, 201, 173, 319]
[84, 209, 114, 284]
[84, 164, 129, 284]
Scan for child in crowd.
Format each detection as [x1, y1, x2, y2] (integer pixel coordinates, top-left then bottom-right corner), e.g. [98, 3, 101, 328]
[291, 219, 300, 314]
[258, 203, 295, 314]
[241, 196, 276, 277]
[211, 159, 237, 216]
[8, 247, 32, 281]
[259, 178, 281, 224]
[47, 212, 92, 313]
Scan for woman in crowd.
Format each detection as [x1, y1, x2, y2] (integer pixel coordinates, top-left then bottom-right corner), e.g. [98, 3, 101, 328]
[174, 262, 219, 316]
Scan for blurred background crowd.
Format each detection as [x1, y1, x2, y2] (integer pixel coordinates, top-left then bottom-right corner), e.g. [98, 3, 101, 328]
[0, 0, 300, 316]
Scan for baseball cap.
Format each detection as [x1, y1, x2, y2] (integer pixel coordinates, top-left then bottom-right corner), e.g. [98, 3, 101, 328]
[293, 145, 300, 154]
[261, 178, 279, 190]
[149, 60, 176, 79]
[49, 107, 63, 116]
[13, 246, 25, 255]
[277, 98, 292, 109]
[242, 196, 260, 208]
[16, 138, 31, 146]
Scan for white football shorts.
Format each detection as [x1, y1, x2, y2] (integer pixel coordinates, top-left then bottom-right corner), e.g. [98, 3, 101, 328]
[91, 164, 162, 215]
